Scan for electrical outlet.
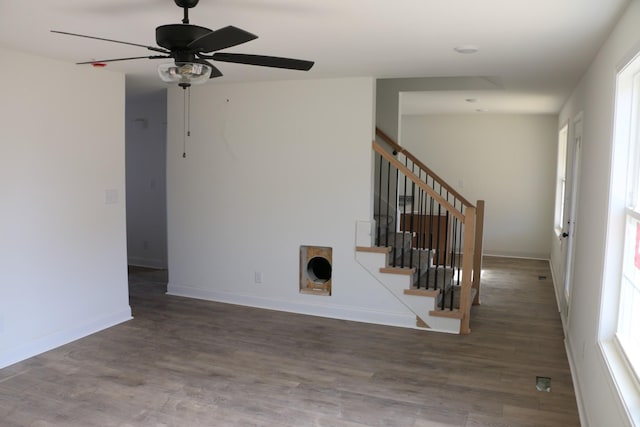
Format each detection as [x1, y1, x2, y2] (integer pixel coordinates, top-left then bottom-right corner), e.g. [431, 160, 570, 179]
[254, 271, 263, 284]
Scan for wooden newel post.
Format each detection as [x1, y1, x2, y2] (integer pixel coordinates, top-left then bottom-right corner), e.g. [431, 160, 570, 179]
[472, 200, 485, 306]
[459, 206, 476, 335]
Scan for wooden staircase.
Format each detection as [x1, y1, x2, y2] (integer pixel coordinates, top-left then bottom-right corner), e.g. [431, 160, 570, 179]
[356, 128, 485, 334]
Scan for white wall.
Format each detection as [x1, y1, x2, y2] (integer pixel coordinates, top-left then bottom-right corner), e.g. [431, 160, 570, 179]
[166, 77, 422, 327]
[401, 114, 557, 259]
[551, 1, 640, 426]
[125, 88, 168, 269]
[0, 47, 131, 369]
[376, 77, 502, 141]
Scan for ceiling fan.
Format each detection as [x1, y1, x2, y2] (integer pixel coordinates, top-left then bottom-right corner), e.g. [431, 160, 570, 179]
[52, 0, 315, 89]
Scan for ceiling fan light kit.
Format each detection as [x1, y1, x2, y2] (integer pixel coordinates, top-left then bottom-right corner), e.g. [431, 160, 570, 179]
[52, 0, 314, 89]
[157, 61, 211, 87]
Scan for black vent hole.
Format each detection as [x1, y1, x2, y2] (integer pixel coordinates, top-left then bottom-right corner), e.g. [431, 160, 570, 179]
[307, 257, 332, 284]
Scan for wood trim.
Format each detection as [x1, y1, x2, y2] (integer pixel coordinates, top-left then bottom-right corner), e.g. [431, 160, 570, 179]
[472, 200, 485, 306]
[429, 309, 464, 319]
[375, 128, 473, 208]
[403, 288, 440, 297]
[355, 246, 392, 253]
[416, 316, 431, 329]
[379, 267, 415, 275]
[372, 143, 465, 222]
[375, 127, 403, 152]
[299, 288, 331, 296]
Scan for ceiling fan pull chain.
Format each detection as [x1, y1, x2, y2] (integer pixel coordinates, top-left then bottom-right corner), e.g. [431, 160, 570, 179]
[182, 88, 187, 158]
[187, 86, 191, 139]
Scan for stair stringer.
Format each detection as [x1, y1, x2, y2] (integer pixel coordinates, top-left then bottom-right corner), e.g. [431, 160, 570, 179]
[355, 249, 461, 334]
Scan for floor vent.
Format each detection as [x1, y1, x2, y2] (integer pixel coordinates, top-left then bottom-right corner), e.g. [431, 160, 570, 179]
[536, 376, 551, 392]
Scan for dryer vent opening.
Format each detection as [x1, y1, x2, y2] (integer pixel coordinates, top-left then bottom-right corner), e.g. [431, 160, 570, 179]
[300, 245, 332, 296]
[307, 257, 332, 283]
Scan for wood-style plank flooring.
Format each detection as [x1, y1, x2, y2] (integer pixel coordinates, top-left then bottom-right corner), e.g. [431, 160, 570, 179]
[0, 257, 580, 426]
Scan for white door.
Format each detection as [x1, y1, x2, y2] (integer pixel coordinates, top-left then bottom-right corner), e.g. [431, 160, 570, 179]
[560, 113, 583, 320]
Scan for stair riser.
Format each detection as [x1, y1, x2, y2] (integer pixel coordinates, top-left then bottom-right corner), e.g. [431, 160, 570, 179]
[376, 231, 413, 252]
[391, 249, 430, 270]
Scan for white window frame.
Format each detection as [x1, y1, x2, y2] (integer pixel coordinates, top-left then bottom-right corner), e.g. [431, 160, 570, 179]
[601, 49, 640, 426]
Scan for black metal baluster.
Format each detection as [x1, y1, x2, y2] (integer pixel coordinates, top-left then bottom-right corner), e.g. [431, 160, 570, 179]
[408, 159, 417, 272]
[428, 196, 435, 290]
[391, 165, 399, 267]
[376, 153, 383, 247]
[435, 194, 442, 294]
[410, 181, 416, 260]
[384, 159, 391, 248]
[400, 162, 408, 268]
[456, 204, 463, 288]
[420, 172, 432, 289]
[450, 212, 458, 311]
[416, 182, 423, 289]
[440, 210, 449, 310]
[419, 173, 430, 289]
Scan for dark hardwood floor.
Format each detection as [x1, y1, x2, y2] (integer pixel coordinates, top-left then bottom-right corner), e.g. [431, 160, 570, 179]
[0, 257, 580, 426]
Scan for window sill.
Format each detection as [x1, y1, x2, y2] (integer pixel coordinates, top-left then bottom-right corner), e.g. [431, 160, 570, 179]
[599, 338, 640, 426]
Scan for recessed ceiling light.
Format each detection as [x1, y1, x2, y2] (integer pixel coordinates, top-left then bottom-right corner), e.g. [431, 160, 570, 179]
[454, 45, 479, 54]
[475, 108, 488, 113]
[465, 98, 477, 103]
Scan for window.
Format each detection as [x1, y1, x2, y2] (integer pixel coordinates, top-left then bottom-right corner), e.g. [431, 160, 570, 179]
[617, 62, 640, 380]
[619, 213, 640, 377]
[554, 124, 569, 234]
[606, 50, 640, 386]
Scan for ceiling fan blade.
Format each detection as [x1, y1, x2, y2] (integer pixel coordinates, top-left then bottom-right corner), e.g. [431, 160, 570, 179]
[76, 55, 170, 64]
[192, 58, 223, 78]
[51, 30, 169, 54]
[188, 26, 258, 53]
[211, 53, 314, 71]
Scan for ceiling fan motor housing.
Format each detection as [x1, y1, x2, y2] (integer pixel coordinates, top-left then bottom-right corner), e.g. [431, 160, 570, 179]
[175, 0, 199, 8]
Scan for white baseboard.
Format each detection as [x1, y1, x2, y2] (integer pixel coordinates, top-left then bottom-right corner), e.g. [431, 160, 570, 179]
[128, 256, 167, 269]
[167, 283, 420, 330]
[547, 258, 568, 333]
[0, 307, 132, 370]
[482, 252, 550, 261]
[565, 335, 590, 427]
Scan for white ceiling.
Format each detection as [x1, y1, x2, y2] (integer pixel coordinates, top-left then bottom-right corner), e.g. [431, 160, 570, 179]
[0, 0, 630, 113]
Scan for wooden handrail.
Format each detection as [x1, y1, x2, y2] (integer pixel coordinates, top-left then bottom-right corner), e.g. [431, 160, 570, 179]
[375, 127, 473, 208]
[375, 127, 403, 152]
[373, 142, 465, 223]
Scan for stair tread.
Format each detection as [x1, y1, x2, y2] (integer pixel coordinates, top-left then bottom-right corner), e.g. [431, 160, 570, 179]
[380, 266, 415, 275]
[356, 246, 391, 253]
[429, 308, 464, 319]
[404, 287, 440, 297]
